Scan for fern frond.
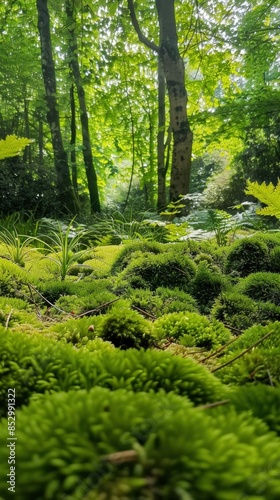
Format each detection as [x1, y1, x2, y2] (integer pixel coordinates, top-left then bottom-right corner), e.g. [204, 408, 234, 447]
[0, 135, 33, 160]
[245, 180, 280, 219]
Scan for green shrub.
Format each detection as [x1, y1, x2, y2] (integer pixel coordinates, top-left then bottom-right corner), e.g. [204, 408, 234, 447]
[1, 387, 280, 500]
[229, 385, 280, 435]
[0, 327, 225, 415]
[99, 305, 154, 349]
[191, 263, 225, 312]
[153, 311, 230, 350]
[236, 272, 280, 305]
[225, 237, 270, 276]
[111, 240, 163, 275]
[121, 252, 196, 291]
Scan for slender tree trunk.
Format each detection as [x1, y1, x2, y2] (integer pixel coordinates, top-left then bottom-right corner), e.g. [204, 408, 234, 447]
[38, 117, 44, 167]
[69, 83, 79, 199]
[23, 93, 32, 165]
[155, 0, 193, 202]
[127, 0, 193, 207]
[37, 0, 76, 214]
[66, 0, 101, 213]
[157, 56, 166, 210]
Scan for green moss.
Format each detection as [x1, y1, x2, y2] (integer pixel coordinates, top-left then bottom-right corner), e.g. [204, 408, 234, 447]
[0, 327, 225, 415]
[121, 252, 196, 291]
[110, 240, 163, 275]
[225, 237, 270, 277]
[1, 387, 280, 500]
[99, 305, 154, 349]
[154, 311, 231, 350]
[236, 272, 280, 305]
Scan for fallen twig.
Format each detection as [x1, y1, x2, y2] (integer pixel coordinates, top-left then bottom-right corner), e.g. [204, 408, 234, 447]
[197, 400, 230, 410]
[211, 329, 275, 373]
[5, 309, 13, 330]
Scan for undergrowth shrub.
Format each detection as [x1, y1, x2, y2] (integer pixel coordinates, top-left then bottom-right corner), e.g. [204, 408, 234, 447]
[225, 237, 270, 276]
[153, 312, 230, 350]
[1, 387, 280, 500]
[0, 327, 225, 415]
[120, 252, 196, 291]
[236, 272, 280, 305]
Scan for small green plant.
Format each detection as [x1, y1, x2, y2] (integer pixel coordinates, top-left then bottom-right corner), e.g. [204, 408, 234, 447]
[0, 226, 37, 267]
[36, 218, 92, 281]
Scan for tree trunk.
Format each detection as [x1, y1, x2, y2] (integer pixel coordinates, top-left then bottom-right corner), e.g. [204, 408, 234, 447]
[157, 56, 166, 210]
[127, 0, 193, 207]
[156, 0, 193, 203]
[37, 0, 76, 214]
[69, 83, 79, 199]
[66, 0, 101, 213]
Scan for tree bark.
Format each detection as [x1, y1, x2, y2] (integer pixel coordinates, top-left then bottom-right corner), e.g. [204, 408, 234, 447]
[127, 0, 193, 206]
[156, 0, 193, 202]
[157, 56, 166, 210]
[69, 83, 79, 199]
[66, 0, 101, 213]
[37, 0, 76, 214]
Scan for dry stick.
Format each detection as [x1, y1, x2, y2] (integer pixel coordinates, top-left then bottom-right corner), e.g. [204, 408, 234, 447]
[26, 283, 45, 319]
[5, 309, 13, 330]
[267, 369, 274, 387]
[197, 400, 230, 410]
[200, 335, 243, 363]
[100, 449, 138, 465]
[223, 323, 243, 336]
[131, 305, 157, 320]
[75, 298, 121, 318]
[211, 329, 275, 373]
[28, 283, 71, 315]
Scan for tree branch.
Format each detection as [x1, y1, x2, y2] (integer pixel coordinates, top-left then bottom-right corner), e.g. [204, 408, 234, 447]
[127, 0, 160, 54]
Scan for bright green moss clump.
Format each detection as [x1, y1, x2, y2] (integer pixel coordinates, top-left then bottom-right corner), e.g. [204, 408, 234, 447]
[1, 387, 280, 500]
[0, 327, 225, 416]
[154, 311, 231, 350]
